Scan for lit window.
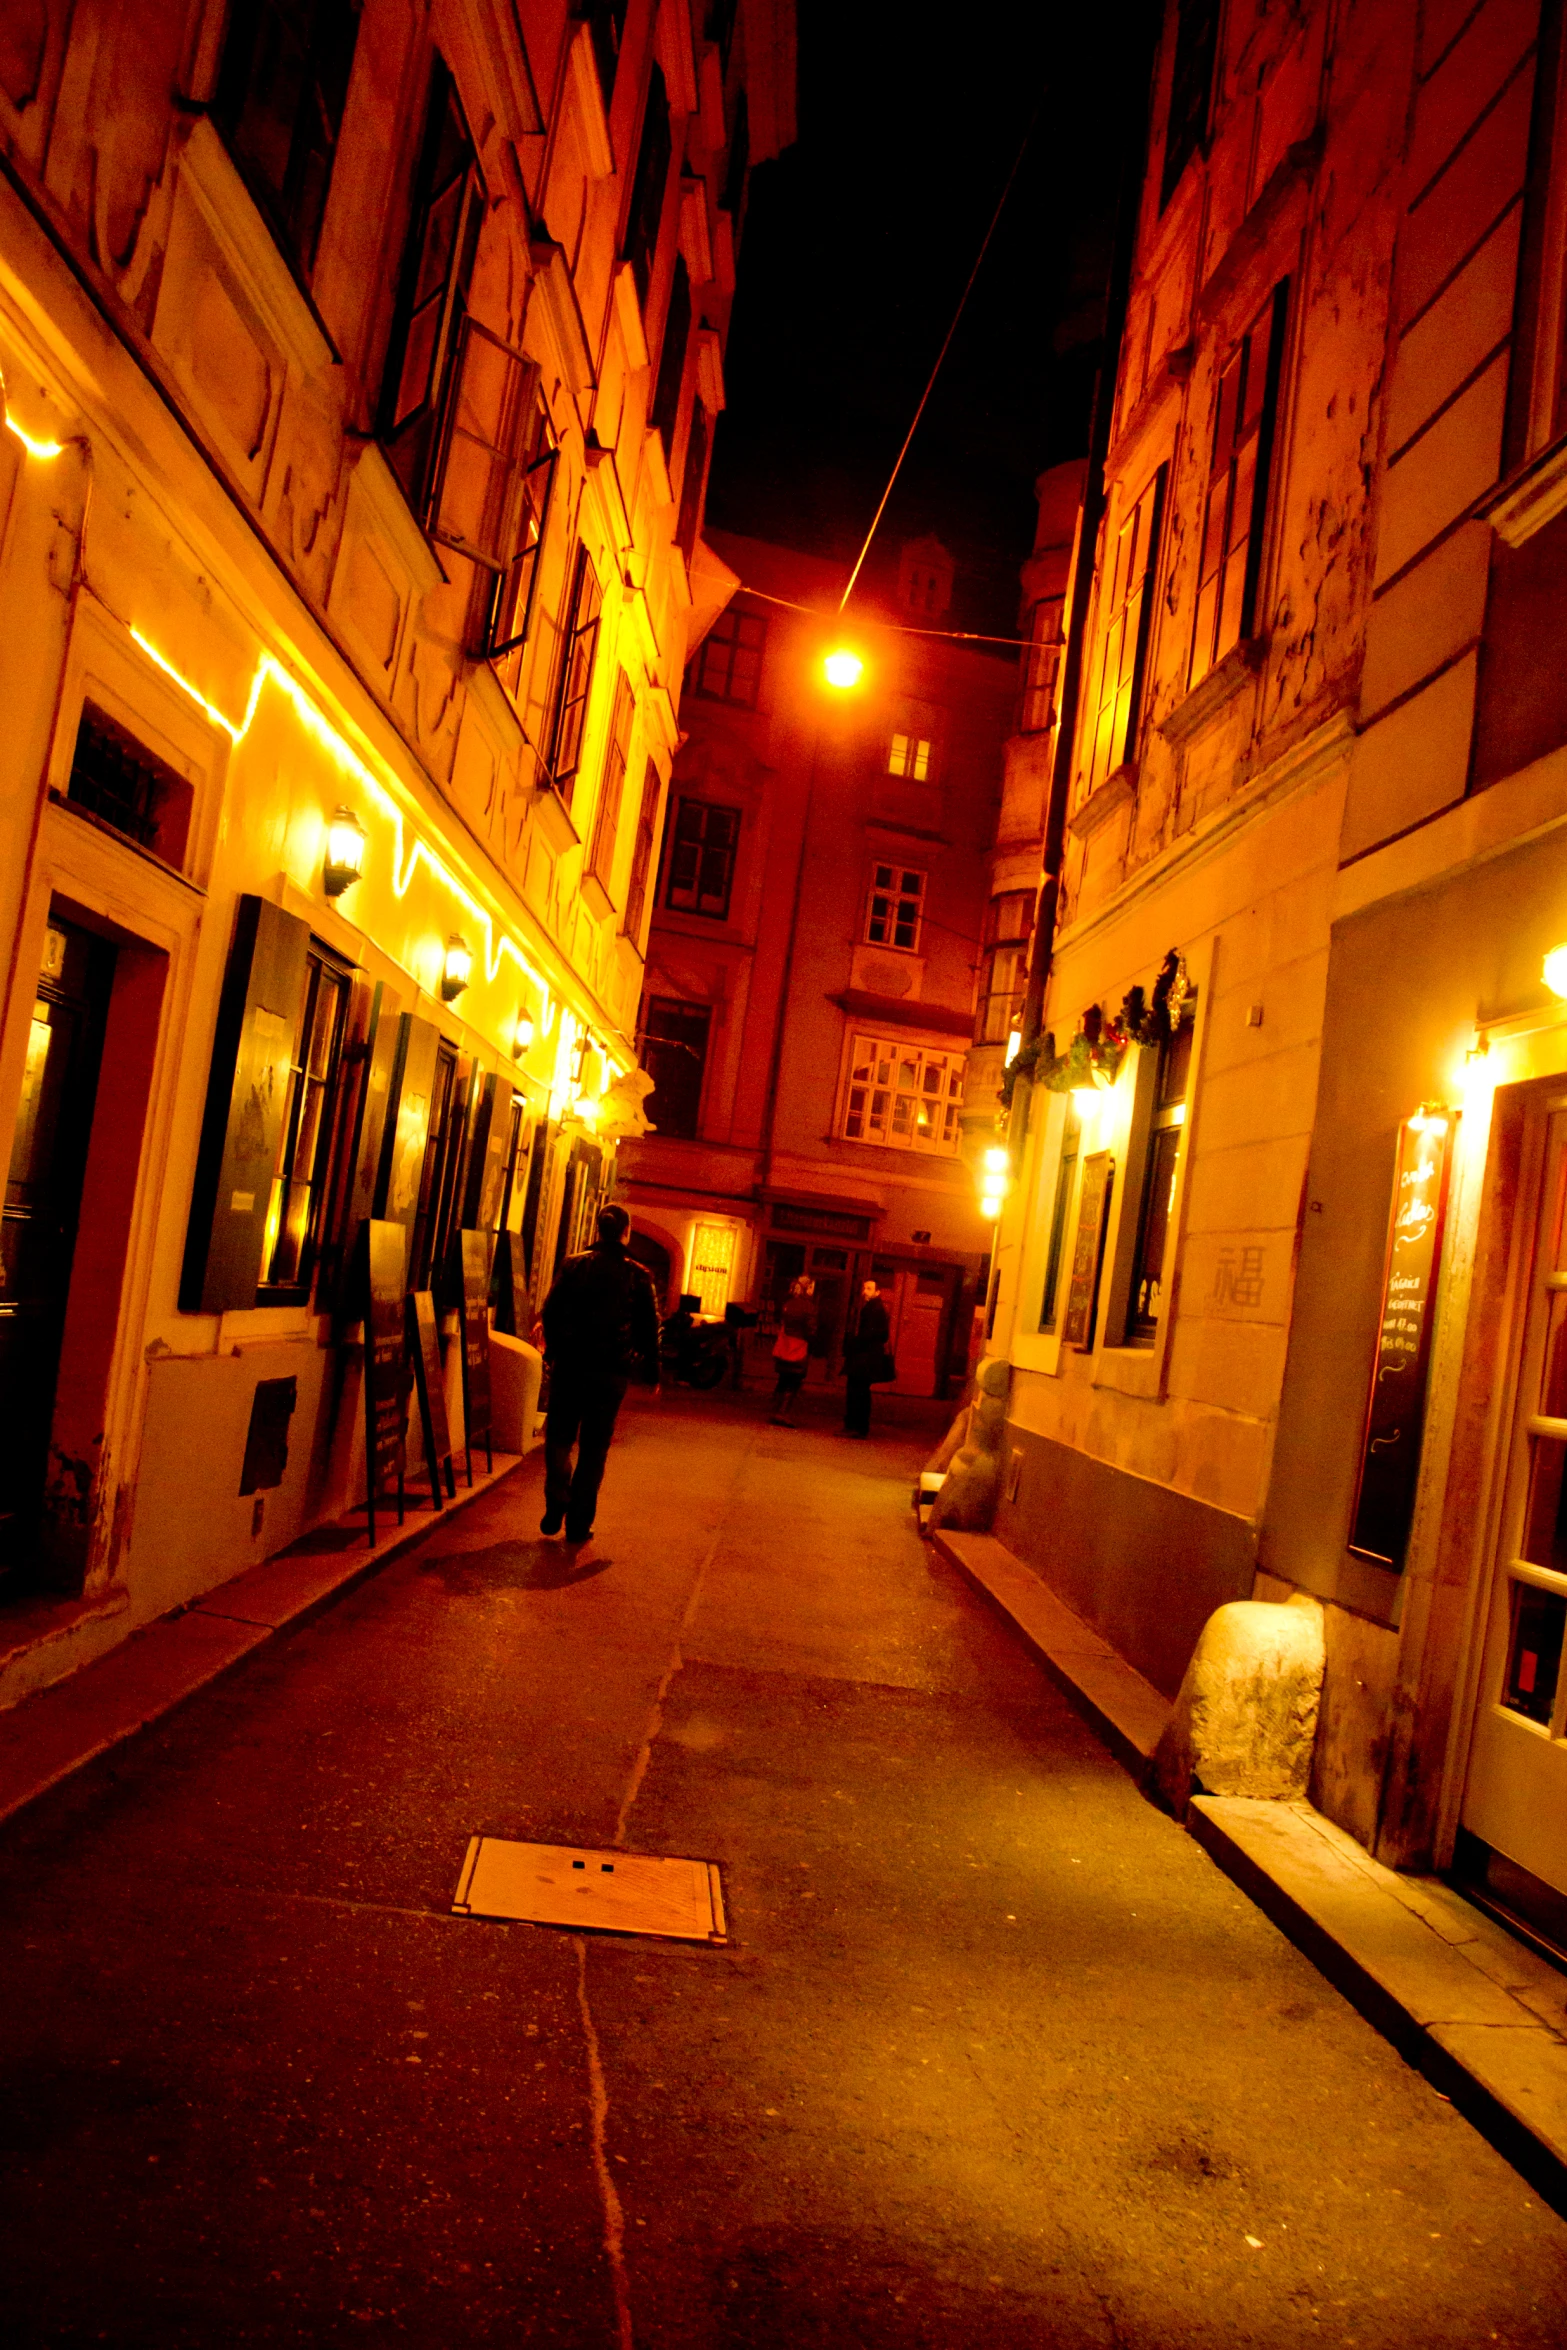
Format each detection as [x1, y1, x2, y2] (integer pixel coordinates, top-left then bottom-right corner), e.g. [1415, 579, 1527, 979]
[865, 864, 925, 952]
[841, 1035, 964, 1155]
[887, 733, 931, 781]
[259, 946, 350, 1297]
[1081, 467, 1164, 796]
[688, 1222, 736, 1314]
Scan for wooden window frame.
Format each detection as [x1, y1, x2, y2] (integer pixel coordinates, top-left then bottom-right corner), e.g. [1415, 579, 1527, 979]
[588, 671, 636, 898]
[621, 762, 663, 945]
[865, 863, 926, 953]
[623, 62, 671, 307]
[378, 59, 485, 521]
[638, 997, 711, 1140]
[1190, 285, 1288, 691]
[549, 545, 604, 801]
[257, 941, 353, 1304]
[839, 1034, 965, 1157]
[1080, 465, 1165, 798]
[664, 797, 740, 920]
[690, 607, 767, 707]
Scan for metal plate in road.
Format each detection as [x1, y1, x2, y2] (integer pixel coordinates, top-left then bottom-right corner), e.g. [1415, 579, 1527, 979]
[452, 1836, 727, 1942]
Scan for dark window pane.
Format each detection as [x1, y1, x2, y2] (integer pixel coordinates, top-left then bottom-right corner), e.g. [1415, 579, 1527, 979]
[1129, 1123, 1181, 1343]
[379, 62, 482, 515]
[624, 64, 671, 305]
[215, 0, 361, 274]
[640, 998, 709, 1139]
[651, 258, 691, 449]
[66, 705, 193, 867]
[1160, 0, 1219, 209]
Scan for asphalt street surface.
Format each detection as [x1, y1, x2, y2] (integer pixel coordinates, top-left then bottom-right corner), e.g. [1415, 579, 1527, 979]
[3, 1386, 1566, 2346]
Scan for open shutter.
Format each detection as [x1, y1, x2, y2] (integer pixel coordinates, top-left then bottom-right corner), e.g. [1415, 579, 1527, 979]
[373, 1013, 441, 1243]
[181, 895, 310, 1313]
[463, 1074, 516, 1231]
[430, 320, 539, 571]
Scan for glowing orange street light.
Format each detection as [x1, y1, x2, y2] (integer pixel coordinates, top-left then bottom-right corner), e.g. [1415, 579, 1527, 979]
[823, 647, 864, 689]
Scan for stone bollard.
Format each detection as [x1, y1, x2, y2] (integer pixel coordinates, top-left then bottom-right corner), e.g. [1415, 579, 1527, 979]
[1151, 1591, 1326, 1817]
[929, 1355, 1011, 1533]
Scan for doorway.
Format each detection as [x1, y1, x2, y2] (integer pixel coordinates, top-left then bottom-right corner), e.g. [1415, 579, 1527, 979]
[0, 916, 116, 1596]
[1460, 1089, 1567, 1937]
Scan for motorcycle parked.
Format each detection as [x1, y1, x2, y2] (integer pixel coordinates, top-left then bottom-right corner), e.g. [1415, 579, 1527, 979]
[661, 1296, 728, 1389]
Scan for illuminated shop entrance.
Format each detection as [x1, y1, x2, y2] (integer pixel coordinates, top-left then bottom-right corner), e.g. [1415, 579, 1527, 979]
[1460, 1089, 1567, 1946]
[0, 917, 116, 1597]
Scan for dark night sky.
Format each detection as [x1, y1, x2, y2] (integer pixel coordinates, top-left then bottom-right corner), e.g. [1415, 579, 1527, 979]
[706, 1, 1147, 635]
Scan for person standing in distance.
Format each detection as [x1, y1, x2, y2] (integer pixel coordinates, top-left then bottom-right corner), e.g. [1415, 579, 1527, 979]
[539, 1202, 660, 1542]
[842, 1276, 891, 1439]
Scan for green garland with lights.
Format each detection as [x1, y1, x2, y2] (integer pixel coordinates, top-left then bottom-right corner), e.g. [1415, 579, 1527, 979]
[1000, 950, 1185, 1109]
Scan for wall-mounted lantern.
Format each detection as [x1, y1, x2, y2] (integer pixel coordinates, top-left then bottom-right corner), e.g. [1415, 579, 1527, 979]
[322, 806, 366, 897]
[978, 1143, 1009, 1221]
[1545, 945, 1567, 999]
[440, 934, 473, 1003]
[512, 1006, 536, 1060]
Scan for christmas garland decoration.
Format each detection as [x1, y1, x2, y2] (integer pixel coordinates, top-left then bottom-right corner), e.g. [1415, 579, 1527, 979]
[1000, 950, 1187, 1109]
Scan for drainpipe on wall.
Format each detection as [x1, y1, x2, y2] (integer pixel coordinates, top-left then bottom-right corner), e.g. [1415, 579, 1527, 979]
[1019, 8, 1160, 1054]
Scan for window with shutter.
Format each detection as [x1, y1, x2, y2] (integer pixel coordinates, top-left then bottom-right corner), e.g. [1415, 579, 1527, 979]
[664, 798, 740, 919]
[622, 762, 663, 944]
[379, 61, 484, 517]
[550, 546, 604, 801]
[1190, 286, 1288, 689]
[1080, 465, 1165, 796]
[180, 896, 311, 1314]
[372, 1012, 440, 1243]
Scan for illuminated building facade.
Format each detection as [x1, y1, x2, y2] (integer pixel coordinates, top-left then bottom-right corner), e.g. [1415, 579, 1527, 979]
[0, 0, 792, 1698]
[986, 0, 1567, 1945]
[616, 530, 1010, 1395]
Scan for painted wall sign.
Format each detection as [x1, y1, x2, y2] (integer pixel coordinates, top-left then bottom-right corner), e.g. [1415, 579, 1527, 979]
[1349, 1112, 1456, 1570]
[407, 1287, 456, 1508]
[362, 1219, 408, 1542]
[1064, 1151, 1115, 1349]
[459, 1228, 494, 1477]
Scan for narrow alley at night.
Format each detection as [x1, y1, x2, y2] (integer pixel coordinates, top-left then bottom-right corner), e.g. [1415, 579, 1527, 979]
[4, 1392, 1565, 2347]
[9, 0, 1567, 2338]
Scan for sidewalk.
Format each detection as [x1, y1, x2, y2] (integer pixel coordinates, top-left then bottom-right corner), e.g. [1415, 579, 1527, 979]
[0, 1451, 521, 1830]
[934, 1525, 1567, 2205]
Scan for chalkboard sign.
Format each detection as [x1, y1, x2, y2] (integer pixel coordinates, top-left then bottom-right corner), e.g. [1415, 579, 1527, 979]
[1063, 1152, 1115, 1349]
[459, 1229, 493, 1480]
[362, 1219, 408, 1543]
[1349, 1113, 1455, 1569]
[407, 1288, 456, 1508]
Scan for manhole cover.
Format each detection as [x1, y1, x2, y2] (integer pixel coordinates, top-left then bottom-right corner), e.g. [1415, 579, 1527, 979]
[452, 1836, 727, 1943]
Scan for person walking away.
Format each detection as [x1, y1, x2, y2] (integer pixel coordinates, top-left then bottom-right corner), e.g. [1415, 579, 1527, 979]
[843, 1277, 891, 1438]
[769, 1275, 816, 1426]
[539, 1203, 660, 1541]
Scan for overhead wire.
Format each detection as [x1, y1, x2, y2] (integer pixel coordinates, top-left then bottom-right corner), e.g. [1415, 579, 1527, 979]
[836, 104, 1042, 617]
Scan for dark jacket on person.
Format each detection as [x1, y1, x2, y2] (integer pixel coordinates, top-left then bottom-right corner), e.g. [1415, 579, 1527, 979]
[844, 1294, 890, 1372]
[542, 1241, 661, 1380]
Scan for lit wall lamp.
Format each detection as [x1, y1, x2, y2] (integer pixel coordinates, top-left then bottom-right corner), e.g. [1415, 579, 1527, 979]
[322, 806, 366, 897]
[1545, 944, 1567, 999]
[979, 1143, 1009, 1222]
[1004, 1026, 1022, 1068]
[440, 934, 473, 1003]
[512, 1006, 536, 1060]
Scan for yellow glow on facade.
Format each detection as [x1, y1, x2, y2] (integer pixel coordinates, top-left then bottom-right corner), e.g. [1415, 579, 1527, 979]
[1004, 1028, 1022, 1066]
[823, 648, 864, 689]
[1544, 944, 1567, 999]
[122, 630, 643, 1076]
[5, 413, 65, 460]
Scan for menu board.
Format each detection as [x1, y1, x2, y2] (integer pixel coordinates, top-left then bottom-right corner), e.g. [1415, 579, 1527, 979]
[1063, 1152, 1115, 1349]
[459, 1228, 494, 1476]
[361, 1219, 407, 1543]
[407, 1288, 455, 1507]
[1349, 1114, 1455, 1569]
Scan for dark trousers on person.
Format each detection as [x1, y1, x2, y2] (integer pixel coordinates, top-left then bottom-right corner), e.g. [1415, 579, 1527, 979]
[544, 1369, 628, 1534]
[844, 1373, 872, 1436]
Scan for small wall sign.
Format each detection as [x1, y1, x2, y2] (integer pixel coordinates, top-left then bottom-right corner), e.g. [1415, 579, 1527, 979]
[1348, 1110, 1455, 1570]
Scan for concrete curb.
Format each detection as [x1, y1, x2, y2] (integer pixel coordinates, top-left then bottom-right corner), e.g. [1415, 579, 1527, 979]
[0, 1452, 528, 1832]
[931, 1525, 1567, 2210]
